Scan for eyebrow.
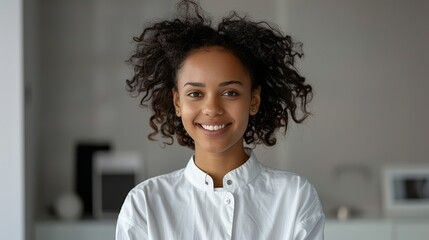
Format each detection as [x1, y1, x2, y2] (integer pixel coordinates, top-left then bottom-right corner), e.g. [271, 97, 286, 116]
[183, 80, 243, 88]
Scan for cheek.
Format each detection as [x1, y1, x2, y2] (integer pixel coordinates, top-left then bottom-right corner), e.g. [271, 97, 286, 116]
[180, 100, 196, 114]
[238, 97, 252, 112]
[233, 101, 251, 122]
[179, 102, 197, 125]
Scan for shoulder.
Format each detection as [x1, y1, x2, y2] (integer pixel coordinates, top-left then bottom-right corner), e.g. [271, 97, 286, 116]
[259, 165, 315, 191]
[118, 168, 186, 222]
[119, 167, 187, 213]
[129, 167, 186, 197]
[258, 164, 322, 209]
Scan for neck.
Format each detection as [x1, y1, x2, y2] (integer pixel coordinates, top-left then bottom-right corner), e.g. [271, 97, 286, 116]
[194, 145, 248, 188]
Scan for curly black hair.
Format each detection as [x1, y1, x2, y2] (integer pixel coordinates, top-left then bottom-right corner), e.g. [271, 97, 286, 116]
[126, 0, 312, 148]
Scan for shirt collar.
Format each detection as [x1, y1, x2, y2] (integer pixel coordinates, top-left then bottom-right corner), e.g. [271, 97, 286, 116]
[184, 148, 262, 191]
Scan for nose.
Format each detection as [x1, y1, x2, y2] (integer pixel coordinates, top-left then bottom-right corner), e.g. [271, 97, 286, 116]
[202, 95, 224, 116]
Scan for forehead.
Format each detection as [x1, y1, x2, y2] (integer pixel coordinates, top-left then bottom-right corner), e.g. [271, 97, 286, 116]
[177, 46, 250, 85]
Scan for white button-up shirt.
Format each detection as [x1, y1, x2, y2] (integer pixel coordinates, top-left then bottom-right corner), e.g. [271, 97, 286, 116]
[116, 150, 325, 240]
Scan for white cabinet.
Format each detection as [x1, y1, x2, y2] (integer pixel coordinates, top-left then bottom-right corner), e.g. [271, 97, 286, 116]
[35, 220, 116, 240]
[35, 219, 429, 240]
[326, 219, 429, 240]
[394, 220, 429, 240]
[325, 220, 392, 240]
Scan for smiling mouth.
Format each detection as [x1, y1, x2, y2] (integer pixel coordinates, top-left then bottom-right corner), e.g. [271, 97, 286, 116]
[200, 124, 227, 131]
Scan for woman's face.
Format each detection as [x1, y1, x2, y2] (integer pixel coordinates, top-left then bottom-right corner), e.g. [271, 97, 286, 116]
[173, 46, 260, 155]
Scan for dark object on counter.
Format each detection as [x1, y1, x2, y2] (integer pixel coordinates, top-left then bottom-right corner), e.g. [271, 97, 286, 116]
[75, 142, 112, 217]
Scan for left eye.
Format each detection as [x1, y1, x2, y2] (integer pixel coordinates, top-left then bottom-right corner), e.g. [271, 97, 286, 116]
[222, 91, 238, 97]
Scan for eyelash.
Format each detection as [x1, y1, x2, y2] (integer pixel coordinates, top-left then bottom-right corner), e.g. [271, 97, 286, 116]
[222, 91, 239, 97]
[186, 90, 239, 98]
[186, 91, 202, 98]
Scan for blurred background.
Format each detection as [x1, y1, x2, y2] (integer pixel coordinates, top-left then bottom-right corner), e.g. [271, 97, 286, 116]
[2, 0, 429, 239]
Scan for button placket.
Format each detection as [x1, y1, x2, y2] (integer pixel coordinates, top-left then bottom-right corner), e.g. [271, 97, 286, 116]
[223, 192, 234, 206]
[222, 192, 235, 239]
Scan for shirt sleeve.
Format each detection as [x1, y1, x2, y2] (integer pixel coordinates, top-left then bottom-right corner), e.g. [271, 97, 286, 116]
[115, 189, 149, 240]
[293, 181, 325, 240]
[294, 212, 325, 240]
[116, 215, 148, 240]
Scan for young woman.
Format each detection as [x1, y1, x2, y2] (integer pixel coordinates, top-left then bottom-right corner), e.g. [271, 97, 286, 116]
[116, 1, 325, 239]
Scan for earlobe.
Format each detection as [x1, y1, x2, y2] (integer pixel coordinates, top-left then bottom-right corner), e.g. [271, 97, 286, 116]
[172, 90, 181, 117]
[250, 87, 261, 115]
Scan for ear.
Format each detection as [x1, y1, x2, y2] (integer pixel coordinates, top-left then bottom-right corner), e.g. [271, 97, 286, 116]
[250, 87, 261, 116]
[172, 89, 181, 117]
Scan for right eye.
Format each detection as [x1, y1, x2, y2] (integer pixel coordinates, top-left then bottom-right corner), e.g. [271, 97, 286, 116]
[187, 91, 202, 98]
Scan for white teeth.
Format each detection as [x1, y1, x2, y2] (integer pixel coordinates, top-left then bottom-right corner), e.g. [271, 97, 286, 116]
[201, 124, 226, 131]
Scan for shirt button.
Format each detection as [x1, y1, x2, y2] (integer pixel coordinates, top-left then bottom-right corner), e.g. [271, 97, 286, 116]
[224, 198, 231, 205]
[226, 180, 232, 185]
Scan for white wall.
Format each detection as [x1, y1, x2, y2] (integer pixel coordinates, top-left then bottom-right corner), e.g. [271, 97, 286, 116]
[0, 0, 25, 239]
[33, 0, 429, 219]
[280, 0, 429, 217]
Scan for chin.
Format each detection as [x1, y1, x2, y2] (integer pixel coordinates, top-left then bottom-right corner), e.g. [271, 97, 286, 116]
[197, 140, 243, 155]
